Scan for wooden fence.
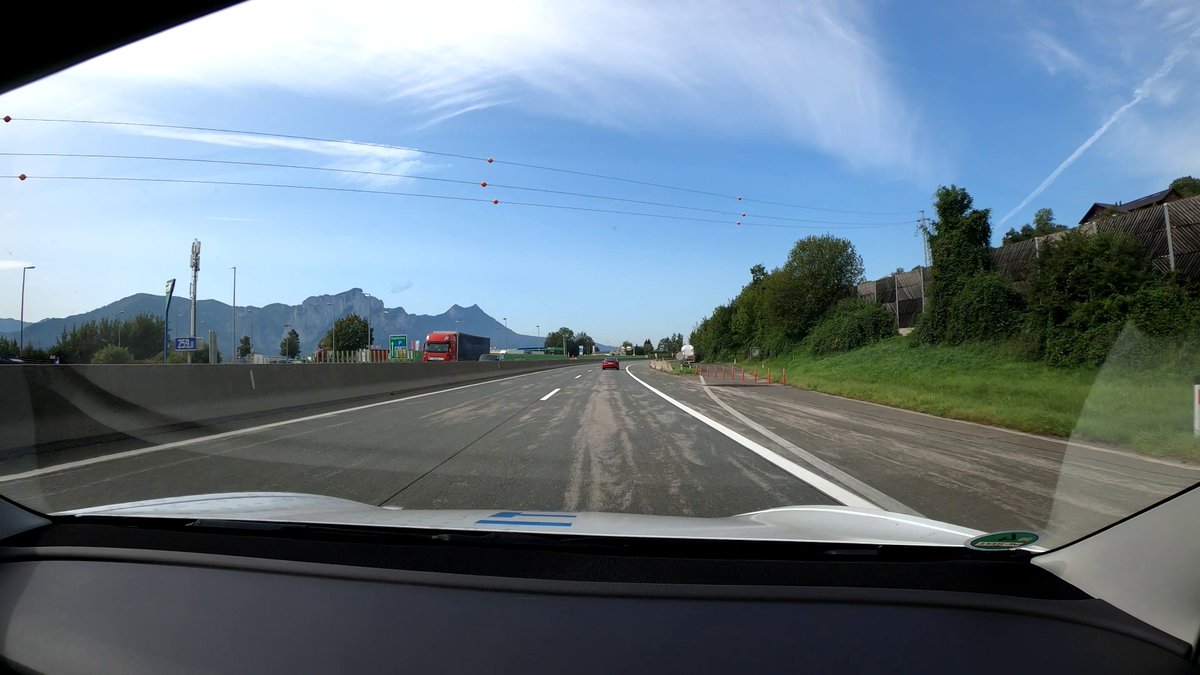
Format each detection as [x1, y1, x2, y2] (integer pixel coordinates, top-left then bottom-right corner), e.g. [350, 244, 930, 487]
[858, 194, 1200, 329]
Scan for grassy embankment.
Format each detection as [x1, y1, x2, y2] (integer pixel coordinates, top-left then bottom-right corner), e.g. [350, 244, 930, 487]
[698, 336, 1200, 462]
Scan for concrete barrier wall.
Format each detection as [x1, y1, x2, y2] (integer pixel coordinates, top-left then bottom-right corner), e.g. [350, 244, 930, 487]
[0, 361, 584, 457]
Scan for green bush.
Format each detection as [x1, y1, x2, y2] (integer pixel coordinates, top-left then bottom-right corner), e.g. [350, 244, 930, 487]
[1127, 281, 1199, 336]
[805, 299, 896, 356]
[944, 272, 1023, 344]
[91, 344, 133, 364]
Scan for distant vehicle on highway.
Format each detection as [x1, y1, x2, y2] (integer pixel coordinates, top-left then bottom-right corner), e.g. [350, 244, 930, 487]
[676, 344, 695, 366]
[601, 357, 620, 370]
[478, 353, 504, 362]
[423, 331, 490, 362]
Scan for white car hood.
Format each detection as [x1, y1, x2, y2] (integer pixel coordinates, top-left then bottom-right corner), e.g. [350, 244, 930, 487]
[58, 492, 985, 547]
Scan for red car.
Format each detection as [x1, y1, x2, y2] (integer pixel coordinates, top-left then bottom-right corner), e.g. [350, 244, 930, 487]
[601, 357, 620, 370]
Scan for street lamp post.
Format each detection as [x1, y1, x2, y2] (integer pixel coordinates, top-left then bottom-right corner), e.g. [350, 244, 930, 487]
[363, 293, 373, 350]
[230, 266, 237, 364]
[325, 302, 336, 362]
[19, 265, 34, 355]
[503, 317, 507, 351]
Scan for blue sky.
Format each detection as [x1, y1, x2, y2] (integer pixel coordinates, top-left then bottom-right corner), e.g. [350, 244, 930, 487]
[1, 0, 1198, 346]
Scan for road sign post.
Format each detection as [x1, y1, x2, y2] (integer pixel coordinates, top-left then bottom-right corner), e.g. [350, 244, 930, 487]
[389, 334, 408, 360]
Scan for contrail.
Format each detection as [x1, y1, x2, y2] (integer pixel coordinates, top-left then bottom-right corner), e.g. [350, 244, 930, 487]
[998, 43, 1193, 226]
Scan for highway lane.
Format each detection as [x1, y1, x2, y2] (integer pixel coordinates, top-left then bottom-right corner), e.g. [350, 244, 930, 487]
[0, 363, 834, 516]
[643, 365, 1200, 545]
[3, 359, 1196, 547]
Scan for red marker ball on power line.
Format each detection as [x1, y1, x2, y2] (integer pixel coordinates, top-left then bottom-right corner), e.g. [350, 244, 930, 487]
[737, 195, 743, 201]
[736, 221, 741, 226]
[492, 199, 499, 205]
[18, 174, 26, 181]
[2, 116, 10, 123]
[480, 181, 487, 187]
[741, 213, 746, 217]
[487, 157, 494, 164]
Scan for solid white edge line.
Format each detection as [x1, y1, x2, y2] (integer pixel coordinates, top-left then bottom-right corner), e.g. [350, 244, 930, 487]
[624, 365, 876, 509]
[540, 388, 562, 401]
[698, 376, 920, 516]
[0, 367, 575, 483]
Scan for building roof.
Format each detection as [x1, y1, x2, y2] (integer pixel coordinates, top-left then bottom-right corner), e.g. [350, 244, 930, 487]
[1079, 188, 1180, 224]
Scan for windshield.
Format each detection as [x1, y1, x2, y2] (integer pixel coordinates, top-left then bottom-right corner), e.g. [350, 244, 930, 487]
[2, 0, 1199, 551]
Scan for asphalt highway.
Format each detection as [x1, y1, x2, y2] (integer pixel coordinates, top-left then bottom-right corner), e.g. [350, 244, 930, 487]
[2, 361, 1197, 545]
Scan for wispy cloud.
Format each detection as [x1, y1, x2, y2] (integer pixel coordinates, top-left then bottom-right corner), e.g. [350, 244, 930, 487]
[133, 128, 425, 187]
[391, 280, 413, 294]
[1029, 30, 1088, 77]
[206, 216, 261, 223]
[999, 38, 1196, 226]
[62, 0, 931, 177]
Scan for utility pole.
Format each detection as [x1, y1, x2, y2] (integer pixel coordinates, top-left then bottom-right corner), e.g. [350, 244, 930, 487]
[188, 240, 201, 365]
[918, 210, 930, 268]
[117, 311, 124, 347]
[503, 317, 507, 351]
[918, 210, 929, 315]
[230, 266, 237, 364]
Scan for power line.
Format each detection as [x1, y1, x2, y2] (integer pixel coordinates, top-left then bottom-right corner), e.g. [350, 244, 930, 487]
[4, 116, 914, 216]
[0, 151, 912, 225]
[8, 174, 904, 229]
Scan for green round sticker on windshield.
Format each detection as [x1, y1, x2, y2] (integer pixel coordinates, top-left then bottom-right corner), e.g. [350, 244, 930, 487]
[967, 531, 1039, 551]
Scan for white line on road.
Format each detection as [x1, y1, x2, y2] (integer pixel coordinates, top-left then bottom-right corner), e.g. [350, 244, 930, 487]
[624, 366, 875, 509]
[0, 368, 575, 484]
[699, 376, 918, 516]
[574, 374, 584, 379]
[540, 388, 562, 401]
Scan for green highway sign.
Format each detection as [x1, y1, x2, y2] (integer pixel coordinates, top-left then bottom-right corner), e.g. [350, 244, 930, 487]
[389, 334, 408, 359]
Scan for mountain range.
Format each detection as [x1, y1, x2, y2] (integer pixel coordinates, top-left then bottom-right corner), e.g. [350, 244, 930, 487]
[3, 289, 608, 354]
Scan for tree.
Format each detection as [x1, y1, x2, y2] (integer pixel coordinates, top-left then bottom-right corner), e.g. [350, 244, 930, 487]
[51, 320, 109, 363]
[642, 338, 653, 354]
[1002, 207, 1067, 245]
[633, 343, 645, 356]
[319, 314, 370, 352]
[1026, 229, 1159, 365]
[916, 185, 993, 344]
[1170, 175, 1200, 198]
[805, 299, 896, 356]
[0, 336, 16, 358]
[545, 327, 576, 356]
[279, 328, 300, 358]
[168, 340, 220, 364]
[657, 333, 685, 354]
[575, 332, 596, 355]
[122, 313, 166, 360]
[238, 335, 252, 358]
[762, 235, 864, 342]
[92, 344, 133, 364]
